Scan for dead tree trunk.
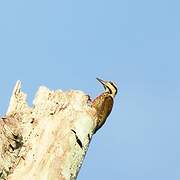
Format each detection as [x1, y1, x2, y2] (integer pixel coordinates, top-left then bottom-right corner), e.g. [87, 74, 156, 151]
[0, 81, 97, 180]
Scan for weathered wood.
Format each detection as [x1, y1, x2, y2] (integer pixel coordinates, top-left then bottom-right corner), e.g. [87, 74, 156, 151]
[0, 81, 97, 180]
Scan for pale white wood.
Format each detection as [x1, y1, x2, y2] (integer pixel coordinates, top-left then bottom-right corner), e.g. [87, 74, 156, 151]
[0, 81, 97, 180]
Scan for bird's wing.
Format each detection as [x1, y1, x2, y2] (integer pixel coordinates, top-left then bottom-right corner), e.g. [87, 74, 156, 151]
[99, 96, 113, 119]
[94, 96, 114, 133]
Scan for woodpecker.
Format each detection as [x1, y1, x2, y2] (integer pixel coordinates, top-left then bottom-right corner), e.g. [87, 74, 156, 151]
[92, 78, 118, 134]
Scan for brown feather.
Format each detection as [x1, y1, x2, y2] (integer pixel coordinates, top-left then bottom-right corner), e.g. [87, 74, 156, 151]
[92, 93, 114, 133]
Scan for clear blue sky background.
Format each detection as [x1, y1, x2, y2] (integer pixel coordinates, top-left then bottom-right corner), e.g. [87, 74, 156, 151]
[0, 1, 180, 179]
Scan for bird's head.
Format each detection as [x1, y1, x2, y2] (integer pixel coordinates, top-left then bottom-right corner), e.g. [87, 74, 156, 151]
[96, 78, 118, 97]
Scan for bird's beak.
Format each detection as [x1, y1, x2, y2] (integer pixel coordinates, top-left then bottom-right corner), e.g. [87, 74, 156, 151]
[96, 78, 107, 86]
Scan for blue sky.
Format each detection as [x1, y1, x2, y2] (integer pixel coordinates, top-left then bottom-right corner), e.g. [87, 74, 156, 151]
[0, 0, 180, 179]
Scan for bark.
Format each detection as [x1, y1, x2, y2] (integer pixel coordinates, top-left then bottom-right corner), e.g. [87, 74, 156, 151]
[0, 81, 97, 180]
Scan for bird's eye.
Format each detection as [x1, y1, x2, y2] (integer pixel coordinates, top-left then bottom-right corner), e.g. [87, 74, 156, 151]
[110, 82, 114, 86]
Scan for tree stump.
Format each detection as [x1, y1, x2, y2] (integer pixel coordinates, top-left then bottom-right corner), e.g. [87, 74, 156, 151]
[0, 81, 97, 180]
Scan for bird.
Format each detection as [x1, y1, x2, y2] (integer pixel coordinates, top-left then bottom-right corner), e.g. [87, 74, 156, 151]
[92, 78, 118, 134]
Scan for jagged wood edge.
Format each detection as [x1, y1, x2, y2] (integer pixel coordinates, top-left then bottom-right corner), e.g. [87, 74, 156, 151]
[0, 81, 97, 180]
